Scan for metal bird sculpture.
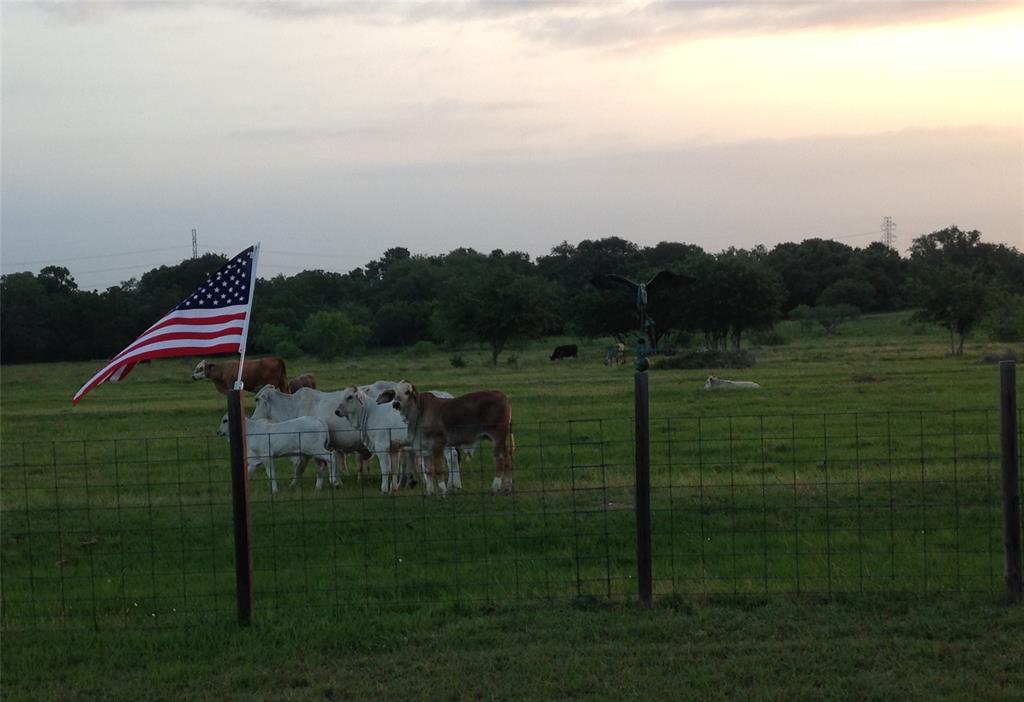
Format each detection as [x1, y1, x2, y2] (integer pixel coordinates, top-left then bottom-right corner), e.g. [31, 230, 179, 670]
[590, 270, 695, 365]
[590, 270, 693, 309]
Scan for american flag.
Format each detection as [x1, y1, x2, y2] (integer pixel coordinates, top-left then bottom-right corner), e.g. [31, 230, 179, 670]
[73, 245, 259, 405]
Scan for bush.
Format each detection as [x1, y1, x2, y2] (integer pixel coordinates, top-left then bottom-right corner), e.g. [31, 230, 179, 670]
[980, 349, 1019, 364]
[653, 349, 756, 370]
[505, 354, 519, 368]
[790, 304, 859, 335]
[299, 310, 368, 361]
[450, 353, 467, 368]
[985, 295, 1024, 342]
[749, 328, 787, 346]
[411, 340, 437, 357]
[790, 305, 817, 333]
[253, 322, 292, 354]
[273, 340, 303, 361]
[656, 330, 693, 355]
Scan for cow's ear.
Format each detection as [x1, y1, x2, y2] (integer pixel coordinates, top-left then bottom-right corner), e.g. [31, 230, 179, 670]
[377, 389, 396, 405]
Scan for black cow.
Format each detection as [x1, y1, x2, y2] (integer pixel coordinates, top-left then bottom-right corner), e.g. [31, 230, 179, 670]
[550, 344, 578, 361]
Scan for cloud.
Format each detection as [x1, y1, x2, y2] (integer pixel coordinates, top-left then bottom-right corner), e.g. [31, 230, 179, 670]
[223, 98, 550, 144]
[520, 1, 1021, 51]
[35, 1, 1019, 51]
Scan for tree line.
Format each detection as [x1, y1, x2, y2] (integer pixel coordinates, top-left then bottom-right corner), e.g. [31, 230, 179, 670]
[3, 227, 1022, 365]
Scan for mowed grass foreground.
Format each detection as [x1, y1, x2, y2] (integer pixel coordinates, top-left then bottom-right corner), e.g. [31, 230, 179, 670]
[4, 598, 1023, 701]
[2, 312, 1023, 699]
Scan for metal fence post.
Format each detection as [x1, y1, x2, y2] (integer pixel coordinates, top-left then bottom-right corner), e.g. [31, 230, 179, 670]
[634, 371, 653, 607]
[227, 389, 254, 625]
[999, 361, 1022, 603]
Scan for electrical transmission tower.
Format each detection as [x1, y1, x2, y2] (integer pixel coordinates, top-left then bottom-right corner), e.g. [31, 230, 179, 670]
[880, 216, 897, 250]
[192, 228, 198, 259]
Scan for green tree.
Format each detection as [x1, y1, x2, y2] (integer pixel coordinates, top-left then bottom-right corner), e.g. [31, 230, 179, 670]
[907, 227, 1020, 355]
[687, 253, 785, 350]
[440, 259, 556, 366]
[299, 311, 368, 361]
[253, 323, 292, 354]
[1, 272, 52, 363]
[910, 263, 989, 355]
[765, 238, 855, 312]
[817, 278, 875, 311]
[984, 291, 1024, 342]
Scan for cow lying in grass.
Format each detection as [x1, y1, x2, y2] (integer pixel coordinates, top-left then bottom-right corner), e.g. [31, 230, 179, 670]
[703, 376, 761, 390]
[192, 357, 288, 394]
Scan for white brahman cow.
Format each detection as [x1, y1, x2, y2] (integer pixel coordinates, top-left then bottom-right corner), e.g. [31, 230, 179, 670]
[217, 413, 335, 493]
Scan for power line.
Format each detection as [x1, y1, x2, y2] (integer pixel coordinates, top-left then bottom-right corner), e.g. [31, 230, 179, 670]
[73, 260, 184, 276]
[3, 245, 190, 268]
[829, 230, 878, 241]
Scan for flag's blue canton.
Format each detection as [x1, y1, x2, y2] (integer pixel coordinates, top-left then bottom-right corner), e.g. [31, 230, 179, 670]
[178, 247, 254, 311]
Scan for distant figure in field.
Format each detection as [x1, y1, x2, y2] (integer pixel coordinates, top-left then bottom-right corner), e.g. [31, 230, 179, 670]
[550, 344, 578, 361]
[603, 343, 628, 367]
[703, 376, 762, 390]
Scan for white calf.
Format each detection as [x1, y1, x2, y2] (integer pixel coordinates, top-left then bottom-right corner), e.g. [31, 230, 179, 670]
[334, 386, 408, 494]
[357, 382, 463, 492]
[252, 386, 369, 488]
[217, 413, 336, 493]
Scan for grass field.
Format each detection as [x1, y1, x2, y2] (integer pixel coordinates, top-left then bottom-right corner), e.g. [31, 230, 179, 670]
[2, 312, 1023, 699]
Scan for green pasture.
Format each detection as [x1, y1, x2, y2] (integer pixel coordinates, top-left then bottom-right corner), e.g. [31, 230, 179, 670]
[1, 312, 1020, 624]
[2, 311, 1023, 698]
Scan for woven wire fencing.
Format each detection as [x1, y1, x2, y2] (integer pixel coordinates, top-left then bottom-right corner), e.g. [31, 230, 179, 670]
[1, 409, 1020, 629]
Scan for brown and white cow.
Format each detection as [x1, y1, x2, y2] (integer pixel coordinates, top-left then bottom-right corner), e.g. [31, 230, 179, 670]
[288, 372, 317, 393]
[191, 357, 288, 394]
[377, 380, 514, 494]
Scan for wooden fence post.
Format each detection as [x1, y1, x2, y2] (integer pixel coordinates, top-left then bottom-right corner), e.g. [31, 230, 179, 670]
[227, 389, 254, 625]
[634, 371, 653, 607]
[999, 361, 1021, 604]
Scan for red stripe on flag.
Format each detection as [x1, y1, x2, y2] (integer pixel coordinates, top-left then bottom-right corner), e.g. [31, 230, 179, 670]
[143, 311, 247, 336]
[73, 343, 241, 405]
[112, 326, 244, 362]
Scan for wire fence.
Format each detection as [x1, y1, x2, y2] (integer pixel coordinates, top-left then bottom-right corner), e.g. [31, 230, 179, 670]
[1, 407, 1022, 629]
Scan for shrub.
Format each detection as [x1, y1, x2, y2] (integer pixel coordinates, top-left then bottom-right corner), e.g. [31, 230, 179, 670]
[411, 340, 437, 357]
[790, 305, 817, 333]
[749, 328, 787, 346]
[253, 323, 292, 354]
[299, 310, 368, 361]
[985, 294, 1024, 342]
[273, 340, 303, 361]
[505, 354, 519, 368]
[980, 349, 1019, 364]
[450, 353, 467, 368]
[653, 349, 755, 370]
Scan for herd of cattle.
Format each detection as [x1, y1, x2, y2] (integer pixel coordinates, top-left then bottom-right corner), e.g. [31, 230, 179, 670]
[191, 353, 760, 497]
[194, 358, 513, 496]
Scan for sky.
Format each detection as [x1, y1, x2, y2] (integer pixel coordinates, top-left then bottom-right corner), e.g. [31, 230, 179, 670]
[2, 0, 1022, 291]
